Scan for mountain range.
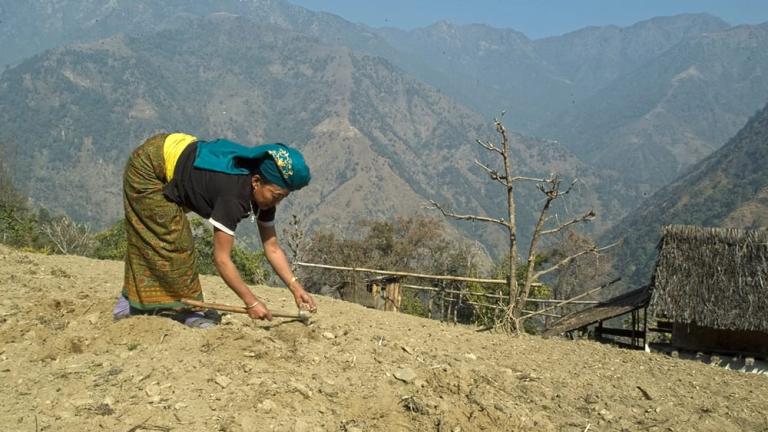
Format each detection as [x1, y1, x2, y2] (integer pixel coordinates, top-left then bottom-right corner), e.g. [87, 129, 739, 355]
[1, 0, 767, 271]
[540, 22, 768, 188]
[0, 14, 621, 257]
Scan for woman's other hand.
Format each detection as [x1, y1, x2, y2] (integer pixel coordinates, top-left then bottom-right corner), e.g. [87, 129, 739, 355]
[292, 286, 317, 313]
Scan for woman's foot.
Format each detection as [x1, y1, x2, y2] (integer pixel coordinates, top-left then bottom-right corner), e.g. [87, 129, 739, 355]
[112, 296, 221, 329]
[181, 309, 221, 329]
[112, 295, 131, 320]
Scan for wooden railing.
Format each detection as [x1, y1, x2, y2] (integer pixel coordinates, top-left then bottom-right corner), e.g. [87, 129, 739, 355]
[296, 261, 603, 324]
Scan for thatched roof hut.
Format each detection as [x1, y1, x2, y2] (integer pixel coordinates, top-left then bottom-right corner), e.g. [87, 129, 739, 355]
[650, 225, 768, 333]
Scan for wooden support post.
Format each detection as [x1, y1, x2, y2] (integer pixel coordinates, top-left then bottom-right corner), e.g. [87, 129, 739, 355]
[439, 284, 445, 322]
[597, 320, 603, 339]
[631, 310, 637, 347]
[453, 291, 458, 324]
[643, 306, 649, 352]
[384, 279, 401, 312]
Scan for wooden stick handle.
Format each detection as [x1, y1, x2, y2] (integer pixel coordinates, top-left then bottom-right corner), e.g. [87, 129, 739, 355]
[182, 299, 247, 313]
[181, 299, 307, 319]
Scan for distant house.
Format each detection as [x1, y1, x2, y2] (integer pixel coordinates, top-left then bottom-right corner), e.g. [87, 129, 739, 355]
[650, 225, 768, 357]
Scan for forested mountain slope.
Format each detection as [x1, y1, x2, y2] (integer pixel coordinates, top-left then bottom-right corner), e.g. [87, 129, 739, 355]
[603, 101, 768, 283]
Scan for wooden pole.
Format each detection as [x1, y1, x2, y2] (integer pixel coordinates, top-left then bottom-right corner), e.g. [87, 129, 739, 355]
[460, 299, 562, 318]
[643, 306, 648, 350]
[296, 262, 508, 284]
[440, 283, 447, 322]
[518, 277, 620, 321]
[180, 299, 309, 321]
[400, 284, 597, 303]
[452, 292, 458, 324]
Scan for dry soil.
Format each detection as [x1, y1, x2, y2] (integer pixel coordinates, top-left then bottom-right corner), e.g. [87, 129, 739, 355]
[0, 245, 767, 431]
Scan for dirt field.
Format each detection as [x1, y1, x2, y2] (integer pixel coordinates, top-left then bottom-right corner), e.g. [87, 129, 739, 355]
[1, 244, 767, 432]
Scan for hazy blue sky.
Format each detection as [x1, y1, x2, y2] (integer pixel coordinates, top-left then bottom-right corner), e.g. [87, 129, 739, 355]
[288, 0, 768, 39]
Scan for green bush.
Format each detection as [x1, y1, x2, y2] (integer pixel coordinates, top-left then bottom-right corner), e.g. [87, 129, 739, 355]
[89, 219, 127, 260]
[0, 164, 48, 250]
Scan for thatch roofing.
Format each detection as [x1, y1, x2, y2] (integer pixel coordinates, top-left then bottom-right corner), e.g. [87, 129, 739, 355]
[650, 225, 768, 332]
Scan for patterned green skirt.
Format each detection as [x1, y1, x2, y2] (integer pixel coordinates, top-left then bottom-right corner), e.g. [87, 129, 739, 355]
[121, 134, 203, 310]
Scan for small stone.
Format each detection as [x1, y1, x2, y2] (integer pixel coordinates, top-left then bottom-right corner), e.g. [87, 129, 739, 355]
[247, 376, 264, 386]
[745, 357, 755, 367]
[145, 383, 160, 397]
[321, 332, 335, 339]
[599, 409, 614, 421]
[257, 399, 277, 413]
[87, 313, 99, 325]
[133, 372, 152, 383]
[215, 375, 232, 389]
[174, 402, 188, 410]
[292, 383, 312, 398]
[464, 353, 477, 360]
[394, 367, 417, 383]
[584, 393, 599, 404]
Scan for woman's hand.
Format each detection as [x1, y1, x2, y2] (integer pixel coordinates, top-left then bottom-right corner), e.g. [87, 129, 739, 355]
[246, 301, 273, 321]
[292, 286, 317, 313]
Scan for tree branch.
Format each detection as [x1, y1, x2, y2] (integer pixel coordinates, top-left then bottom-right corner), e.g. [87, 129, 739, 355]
[475, 139, 504, 156]
[540, 210, 596, 236]
[427, 200, 511, 229]
[510, 176, 548, 183]
[562, 178, 579, 195]
[473, 160, 508, 186]
[532, 241, 618, 280]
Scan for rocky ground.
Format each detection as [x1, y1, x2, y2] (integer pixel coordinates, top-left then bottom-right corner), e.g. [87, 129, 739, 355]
[1, 244, 767, 431]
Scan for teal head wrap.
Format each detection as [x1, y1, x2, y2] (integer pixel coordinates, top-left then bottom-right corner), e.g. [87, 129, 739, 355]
[193, 140, 311, 191]
[257, 146, 311, 191]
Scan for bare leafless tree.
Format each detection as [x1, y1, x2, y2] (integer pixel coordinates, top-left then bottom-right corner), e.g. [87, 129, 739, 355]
[282, 214, 310, 274]
[42, 216, 92, 255]
[429, 115, 615, 332]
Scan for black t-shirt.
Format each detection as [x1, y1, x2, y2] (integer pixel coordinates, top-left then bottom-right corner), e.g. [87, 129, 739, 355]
[163, 142, 275, 236]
